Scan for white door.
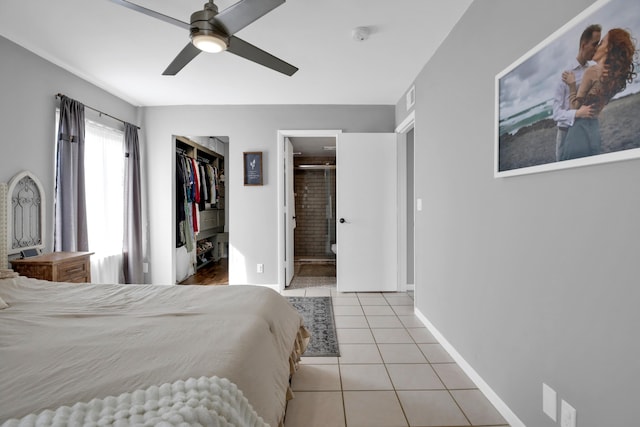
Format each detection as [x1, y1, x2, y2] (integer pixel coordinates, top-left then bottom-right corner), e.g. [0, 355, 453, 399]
[337, 133, 397, 292]
[284, 138, 296, 287]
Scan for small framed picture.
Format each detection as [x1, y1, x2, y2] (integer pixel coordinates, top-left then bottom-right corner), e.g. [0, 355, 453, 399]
[243, 152, 263, 186]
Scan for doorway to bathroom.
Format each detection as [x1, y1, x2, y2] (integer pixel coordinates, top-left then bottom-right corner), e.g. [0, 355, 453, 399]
[278, 129, 400, 293]
[288, 136, 337, 289]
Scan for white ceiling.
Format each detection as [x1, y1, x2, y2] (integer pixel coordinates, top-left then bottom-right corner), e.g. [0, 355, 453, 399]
[0, 0, 472, 107]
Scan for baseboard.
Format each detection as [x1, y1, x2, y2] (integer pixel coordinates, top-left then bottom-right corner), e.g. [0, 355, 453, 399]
[414, 308, 526, 427]
[406, 283, 415, 292]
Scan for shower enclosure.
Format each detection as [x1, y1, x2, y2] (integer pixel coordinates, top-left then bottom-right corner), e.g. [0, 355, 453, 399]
[293, 161, 336, 261]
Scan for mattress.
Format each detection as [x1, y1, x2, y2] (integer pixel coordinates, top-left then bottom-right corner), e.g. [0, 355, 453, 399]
[0, 277, 308, 426]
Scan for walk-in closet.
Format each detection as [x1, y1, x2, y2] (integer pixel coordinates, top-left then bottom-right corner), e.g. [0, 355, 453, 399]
[175, 136, 228, 285]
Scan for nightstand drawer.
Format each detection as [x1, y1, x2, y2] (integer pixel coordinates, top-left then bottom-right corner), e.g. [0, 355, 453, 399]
[56, 259, 90, 282]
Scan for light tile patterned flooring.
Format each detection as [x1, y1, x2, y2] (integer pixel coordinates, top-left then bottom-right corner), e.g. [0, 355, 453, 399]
[281, 286, 510, 427]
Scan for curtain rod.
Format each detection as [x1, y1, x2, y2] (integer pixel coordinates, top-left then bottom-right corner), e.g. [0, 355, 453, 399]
[55, 93, 140, 130]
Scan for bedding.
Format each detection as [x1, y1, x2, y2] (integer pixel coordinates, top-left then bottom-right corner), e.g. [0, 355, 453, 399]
[2, 376, 268, 427]
[0, 276, 309, 426]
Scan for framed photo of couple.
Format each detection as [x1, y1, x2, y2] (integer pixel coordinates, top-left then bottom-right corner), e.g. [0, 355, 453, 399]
[495, 0, 640, 177]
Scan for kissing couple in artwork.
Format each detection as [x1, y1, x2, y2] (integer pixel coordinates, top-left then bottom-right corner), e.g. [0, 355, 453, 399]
[556, 26, 637, 161]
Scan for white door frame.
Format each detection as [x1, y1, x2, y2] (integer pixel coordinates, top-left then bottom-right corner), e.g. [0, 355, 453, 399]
[395, 111, 415, 292]
[277, 129, 343, 292]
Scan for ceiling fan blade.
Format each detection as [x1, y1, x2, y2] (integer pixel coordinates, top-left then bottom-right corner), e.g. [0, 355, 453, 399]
[108, 0, 189, 30]
[214, 0, 285, 35]
[227, 36, 297, 76]
[163, 43, 202, 75]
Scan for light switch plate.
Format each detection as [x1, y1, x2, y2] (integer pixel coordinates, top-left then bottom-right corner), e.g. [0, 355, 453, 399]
[542, 383, 557, 421]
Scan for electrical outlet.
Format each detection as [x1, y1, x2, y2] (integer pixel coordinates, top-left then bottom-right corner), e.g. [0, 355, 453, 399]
[561, 400, 576, 427]
[143, 263, 149, 274]
[257, 263, 264, 273]
[542, 383, 557, 421]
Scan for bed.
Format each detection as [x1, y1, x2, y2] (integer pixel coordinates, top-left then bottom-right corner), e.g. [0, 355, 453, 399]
[0, 277, 309, 426]
[0, 172, 309, 427]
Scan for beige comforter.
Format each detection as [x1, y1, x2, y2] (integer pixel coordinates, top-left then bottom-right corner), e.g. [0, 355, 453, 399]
[0, 277, 307, 426]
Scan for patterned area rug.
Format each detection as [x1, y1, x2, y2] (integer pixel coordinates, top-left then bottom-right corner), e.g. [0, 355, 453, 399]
[286, 296, 340, 357]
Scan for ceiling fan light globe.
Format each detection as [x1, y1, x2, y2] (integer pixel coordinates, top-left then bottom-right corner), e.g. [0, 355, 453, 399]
[192, 34, 227, 53]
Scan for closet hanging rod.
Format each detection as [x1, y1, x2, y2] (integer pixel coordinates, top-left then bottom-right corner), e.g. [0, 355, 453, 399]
[55, 93, 141, 130]
[177, 151, 214, 165]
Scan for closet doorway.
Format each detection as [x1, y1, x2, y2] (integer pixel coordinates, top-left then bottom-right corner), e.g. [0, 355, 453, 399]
[175, 135, 229, 285]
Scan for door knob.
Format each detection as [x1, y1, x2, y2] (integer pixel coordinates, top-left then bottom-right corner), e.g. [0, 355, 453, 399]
[339, 218, 346, 223]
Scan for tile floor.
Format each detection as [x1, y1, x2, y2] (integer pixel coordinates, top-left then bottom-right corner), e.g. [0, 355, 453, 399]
[281, 286, 510, 427]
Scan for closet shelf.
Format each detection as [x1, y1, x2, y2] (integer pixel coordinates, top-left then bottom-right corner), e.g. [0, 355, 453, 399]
[197, 258, 216, 270]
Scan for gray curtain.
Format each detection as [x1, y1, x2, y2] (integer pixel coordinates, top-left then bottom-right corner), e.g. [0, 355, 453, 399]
[54, 96, 88, 251]
[123, 123, 143, 283]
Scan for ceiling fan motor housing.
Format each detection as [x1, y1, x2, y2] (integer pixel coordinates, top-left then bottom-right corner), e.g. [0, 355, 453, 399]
[190, 3, 229, 45]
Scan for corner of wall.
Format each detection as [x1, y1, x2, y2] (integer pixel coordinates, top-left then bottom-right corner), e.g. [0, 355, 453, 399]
[414, 307, 526, 427]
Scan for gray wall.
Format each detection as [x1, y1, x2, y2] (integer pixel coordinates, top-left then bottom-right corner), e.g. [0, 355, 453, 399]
[397, 0, 640, 426]
[0, 36, 140, 252]
[143, 105, 394, 285]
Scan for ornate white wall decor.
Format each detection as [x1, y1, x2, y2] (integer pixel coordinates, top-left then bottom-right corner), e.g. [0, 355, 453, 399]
[7, 171, 45, 255]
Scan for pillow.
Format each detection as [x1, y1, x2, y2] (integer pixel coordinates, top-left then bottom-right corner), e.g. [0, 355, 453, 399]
[0, 269, 18, 309]
[0, 269, 19, 279]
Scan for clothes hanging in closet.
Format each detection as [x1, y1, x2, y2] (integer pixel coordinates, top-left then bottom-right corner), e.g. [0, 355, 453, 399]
[176, 152, 222, 249]
[176, 153, 198, 250]
[198, 161, 219, 209]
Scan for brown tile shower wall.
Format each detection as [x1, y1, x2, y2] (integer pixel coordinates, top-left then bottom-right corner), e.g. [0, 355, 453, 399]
[294, 157, 336, 258]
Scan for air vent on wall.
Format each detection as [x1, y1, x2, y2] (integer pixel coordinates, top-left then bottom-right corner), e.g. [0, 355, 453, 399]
[406, 85, 415, 110]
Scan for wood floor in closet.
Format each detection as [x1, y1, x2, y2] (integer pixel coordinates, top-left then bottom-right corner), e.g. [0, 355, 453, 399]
[179, 258, 228, 286]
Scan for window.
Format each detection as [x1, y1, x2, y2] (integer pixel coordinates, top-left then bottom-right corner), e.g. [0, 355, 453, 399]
[55, 112, 125, 283]
[84, 119, 125, 283]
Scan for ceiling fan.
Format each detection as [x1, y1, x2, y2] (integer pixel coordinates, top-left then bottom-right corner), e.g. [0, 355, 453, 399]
[109, 0, 298, 76]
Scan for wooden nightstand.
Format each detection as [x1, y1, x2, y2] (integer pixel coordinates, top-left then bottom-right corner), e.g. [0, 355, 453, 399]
[10, 251, 94, 283]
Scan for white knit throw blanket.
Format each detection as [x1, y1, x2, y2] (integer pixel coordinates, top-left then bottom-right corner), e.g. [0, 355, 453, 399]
[1, 376, 269, 427]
